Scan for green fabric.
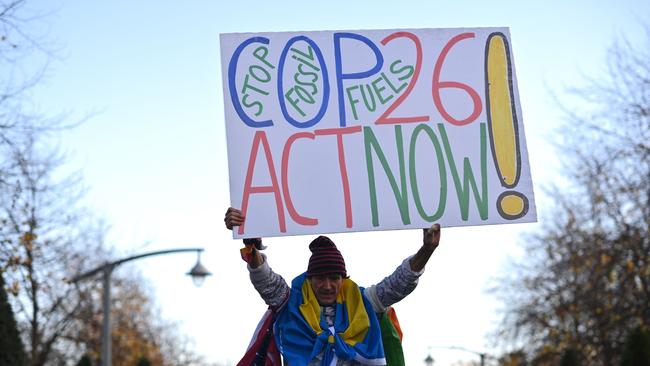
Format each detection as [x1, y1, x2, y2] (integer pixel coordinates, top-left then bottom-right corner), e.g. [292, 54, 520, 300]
[378, 312, 405, 366]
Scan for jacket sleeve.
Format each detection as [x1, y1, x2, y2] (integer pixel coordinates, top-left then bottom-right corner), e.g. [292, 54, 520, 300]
[364, 256, 425, 313]
[248, 253, 290, 308]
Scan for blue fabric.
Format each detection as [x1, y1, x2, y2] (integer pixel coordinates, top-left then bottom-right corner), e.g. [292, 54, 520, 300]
[274, 273, 385, 365]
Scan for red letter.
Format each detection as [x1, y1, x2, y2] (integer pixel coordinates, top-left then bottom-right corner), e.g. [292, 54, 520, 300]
[239, 131, 286, 235]
[375, 32, 429, 125]
[432, 32, 482, 126]
[315, 126, 362, 228]
[281, 132, 318, 226]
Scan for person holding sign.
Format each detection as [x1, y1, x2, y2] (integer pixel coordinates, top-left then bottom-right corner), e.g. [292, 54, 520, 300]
[224, 207, 441, 366]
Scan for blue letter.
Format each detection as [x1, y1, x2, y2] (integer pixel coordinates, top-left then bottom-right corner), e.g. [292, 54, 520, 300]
[334, 33, 384, 127]
[277, 36, 330, 128]
[228, 37, 273, 128]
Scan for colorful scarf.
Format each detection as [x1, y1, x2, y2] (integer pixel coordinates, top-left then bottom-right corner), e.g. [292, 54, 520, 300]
[274, 273, 386, 365]
[378, 307, 405, 366]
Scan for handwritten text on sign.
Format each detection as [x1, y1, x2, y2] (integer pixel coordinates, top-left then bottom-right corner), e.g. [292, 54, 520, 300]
[220, 28, 537, 238]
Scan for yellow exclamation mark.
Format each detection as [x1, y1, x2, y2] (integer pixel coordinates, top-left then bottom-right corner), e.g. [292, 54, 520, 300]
[485, 32, 528, 220]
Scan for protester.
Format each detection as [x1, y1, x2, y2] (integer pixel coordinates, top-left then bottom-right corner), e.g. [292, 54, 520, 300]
[224, 207, 441, 366]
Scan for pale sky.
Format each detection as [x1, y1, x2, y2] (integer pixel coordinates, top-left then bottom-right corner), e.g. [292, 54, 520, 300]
[24, 0, 649, 365]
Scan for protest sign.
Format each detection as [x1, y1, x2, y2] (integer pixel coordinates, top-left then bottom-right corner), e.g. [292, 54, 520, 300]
[220, 27, 536, 238]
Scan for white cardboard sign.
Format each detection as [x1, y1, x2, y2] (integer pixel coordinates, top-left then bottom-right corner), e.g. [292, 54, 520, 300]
[220, 27, 536, 238]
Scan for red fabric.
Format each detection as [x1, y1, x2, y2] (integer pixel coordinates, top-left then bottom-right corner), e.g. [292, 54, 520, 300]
[240, 245, 255, 263]
[237, 309, 281, 366]
[387, 307, 403, 341]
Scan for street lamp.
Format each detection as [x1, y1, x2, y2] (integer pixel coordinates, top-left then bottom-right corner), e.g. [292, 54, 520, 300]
[187, 251, 211, 286]
[69, 248, 211, 366]
[424, 353, 435, 366]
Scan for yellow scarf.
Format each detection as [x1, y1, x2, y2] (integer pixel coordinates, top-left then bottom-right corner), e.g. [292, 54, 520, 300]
[298, 278, 370, 346]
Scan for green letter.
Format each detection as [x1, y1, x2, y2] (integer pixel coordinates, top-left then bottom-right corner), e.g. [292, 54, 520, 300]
[285, 88, 306, 116]
[437, 123, 488, 220]
[409, 124, 447, 222]
[364, 126, 410, 226]
[346, 85, 361, 120]
[371, 76, 393, 104]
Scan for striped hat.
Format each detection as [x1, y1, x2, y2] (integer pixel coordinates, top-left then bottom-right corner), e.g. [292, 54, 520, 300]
[307, 236, 347, 277]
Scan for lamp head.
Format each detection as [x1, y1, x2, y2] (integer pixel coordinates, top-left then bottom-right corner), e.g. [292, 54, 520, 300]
[424, 354, 434, 366]
[187, 252, 211, 287]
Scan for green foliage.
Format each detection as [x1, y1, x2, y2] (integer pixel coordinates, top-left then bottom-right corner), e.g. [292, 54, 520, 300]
[135, 357, 152, 366]
[0, 271, 27, 366]
[559, 348, 581, 366]
[621, 327, 650, 366]
[75, 354, 93, 366]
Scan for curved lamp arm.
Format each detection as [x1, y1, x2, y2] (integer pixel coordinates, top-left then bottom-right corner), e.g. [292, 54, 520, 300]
[69, 248, 207, 282]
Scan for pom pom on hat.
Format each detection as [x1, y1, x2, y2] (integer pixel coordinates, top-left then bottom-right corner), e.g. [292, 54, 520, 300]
[307, 236, 347, 277]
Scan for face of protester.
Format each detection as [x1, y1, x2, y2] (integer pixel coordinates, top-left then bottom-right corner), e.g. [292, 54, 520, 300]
[310, 274, 343, 305]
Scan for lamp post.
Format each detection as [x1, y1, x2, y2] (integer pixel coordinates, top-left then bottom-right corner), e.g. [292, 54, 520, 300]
[69, 248, 211, 366]
[429, 346, 487, 366]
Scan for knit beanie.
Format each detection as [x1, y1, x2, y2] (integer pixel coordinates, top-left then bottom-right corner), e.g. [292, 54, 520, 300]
[307, 236, 347, 277]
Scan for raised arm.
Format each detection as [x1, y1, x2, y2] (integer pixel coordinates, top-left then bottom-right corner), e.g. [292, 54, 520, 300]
[223, 207, 288, 307]
[365, 224, 441, 312]
[224, 207, 264, 268]
[409, 223, 441, 272]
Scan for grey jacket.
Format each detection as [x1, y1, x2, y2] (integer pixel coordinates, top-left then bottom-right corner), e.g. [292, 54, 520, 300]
[247, 254, 424, 365]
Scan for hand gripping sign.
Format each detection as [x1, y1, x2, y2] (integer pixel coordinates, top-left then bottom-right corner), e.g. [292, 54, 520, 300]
[220, 28, 537, 239]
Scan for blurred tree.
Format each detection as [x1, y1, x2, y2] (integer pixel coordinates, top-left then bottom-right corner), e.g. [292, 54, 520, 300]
[65, 268, 216, 366]
[450, 361, 480, 366]
[1, 1, 105, 364]
[71, 273, 168, 366]
[0, 132, 214, 366]
[497, 350, 527, 366]
[136, 357, 152, 366]
[559, 348, 580, 366]
[0, 122, 111, 365]
[621, 327, 650, 366]
[0, 269, 27, 366]
[75, 354, 92, 366]
[1, 2, 213, 365]
[493, 29, 650, 365]
[1, 0, 67, 180]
